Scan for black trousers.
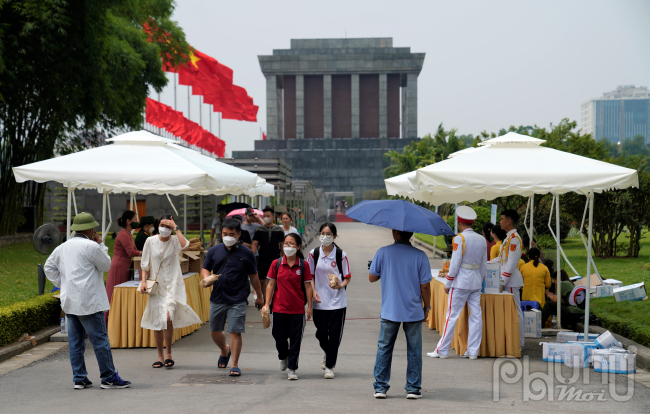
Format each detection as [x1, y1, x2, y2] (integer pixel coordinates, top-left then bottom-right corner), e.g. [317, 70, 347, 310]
[313, 308, 346, 369]
[541, 300, 582, 329]
[272, 312, 305, 371]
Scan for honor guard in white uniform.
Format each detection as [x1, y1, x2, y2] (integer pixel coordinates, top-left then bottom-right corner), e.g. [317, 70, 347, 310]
[492, 209, 525, 348]
[428, 206, 487, 359]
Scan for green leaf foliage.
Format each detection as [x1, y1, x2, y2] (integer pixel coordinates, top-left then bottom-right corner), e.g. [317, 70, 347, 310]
[0, 293, 61, 346]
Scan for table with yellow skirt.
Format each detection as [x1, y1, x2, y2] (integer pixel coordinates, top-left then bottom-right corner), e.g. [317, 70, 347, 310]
[107, 272, 212, 348]
[426, 274, 521, 358]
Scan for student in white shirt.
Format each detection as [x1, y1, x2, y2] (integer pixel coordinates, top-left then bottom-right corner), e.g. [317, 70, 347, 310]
[307, 223, 351, 379]
[44, 212, 131, 390]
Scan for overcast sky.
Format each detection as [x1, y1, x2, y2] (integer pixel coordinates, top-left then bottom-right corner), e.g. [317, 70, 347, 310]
[154, 0, 650, 154]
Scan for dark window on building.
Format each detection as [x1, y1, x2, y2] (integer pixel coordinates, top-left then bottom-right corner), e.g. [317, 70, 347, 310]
[387, 74, 400, 138]
[360, 74, 379, 138]
[332, 75, 352, 138]
[304, 75, 324, 138]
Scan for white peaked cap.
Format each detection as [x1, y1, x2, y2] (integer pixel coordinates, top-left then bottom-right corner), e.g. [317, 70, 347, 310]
[456, 205, 477, 223]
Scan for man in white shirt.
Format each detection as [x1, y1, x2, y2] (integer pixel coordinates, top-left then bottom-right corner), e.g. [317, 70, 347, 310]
[45, 212, 132, 390]
[428, 206, 487, 359]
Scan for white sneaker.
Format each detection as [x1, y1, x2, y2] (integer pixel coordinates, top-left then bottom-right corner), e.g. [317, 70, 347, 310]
[321, 353, 327, 370]
[406, 391, 422, 399]
[324, 368, 335, 379]
[280, 358, 288, 371]
[461, 353, 478, 360]
[288, 369, 298, 380]
[426, 350, 448, 359]
[374, 392, 387, 399]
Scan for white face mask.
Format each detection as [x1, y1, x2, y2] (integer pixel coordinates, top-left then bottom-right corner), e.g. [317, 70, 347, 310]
[319, 235, 334, 246]
[222, 236, 237, 247]
[159, 227, 172, 238]
[131, 229, 135, 235]
[263, 217, 272, 224]
[283, 246, 297, 257]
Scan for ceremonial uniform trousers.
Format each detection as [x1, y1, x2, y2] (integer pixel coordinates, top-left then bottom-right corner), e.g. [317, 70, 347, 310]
[497, 229, 525, 348]
[435, 229, 487, 356]
[435, 287, 482, 356]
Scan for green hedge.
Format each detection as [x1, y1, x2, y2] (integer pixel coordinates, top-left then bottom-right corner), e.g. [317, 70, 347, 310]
[0, 294, 61, 346]
[591, 307, 650, 348]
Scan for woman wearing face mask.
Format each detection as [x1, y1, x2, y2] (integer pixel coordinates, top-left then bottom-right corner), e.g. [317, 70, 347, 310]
[263, 233, 313, 381]
[307, 223, 351, 379]
[139, 215, 201, 368]
[105, 210, 142, 324]
[280, 212, 298, 236]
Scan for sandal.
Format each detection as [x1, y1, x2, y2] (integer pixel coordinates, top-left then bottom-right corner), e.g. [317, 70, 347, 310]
[164, 359, 175, 368]
[229, 367, 241, 377]
[152, 361, 164, 368]
[218, 348, 231, 369]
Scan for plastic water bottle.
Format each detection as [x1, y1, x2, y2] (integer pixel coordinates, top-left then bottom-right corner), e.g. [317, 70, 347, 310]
[60, 318, 66, 334]
[552, 316, 557, 329]
[134, 269, 140, 282]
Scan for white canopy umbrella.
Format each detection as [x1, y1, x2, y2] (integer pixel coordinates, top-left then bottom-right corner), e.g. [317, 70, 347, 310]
[13, 130, 272, 241]
[386, 137, 639, 337]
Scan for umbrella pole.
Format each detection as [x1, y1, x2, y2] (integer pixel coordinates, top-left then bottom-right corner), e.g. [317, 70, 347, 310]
[66, 188, 72, 240]
[584, 192, 594, 339]
[200, 195, 204, 243]
[556, 195, 561, 328]
[184, 195, 187, 235]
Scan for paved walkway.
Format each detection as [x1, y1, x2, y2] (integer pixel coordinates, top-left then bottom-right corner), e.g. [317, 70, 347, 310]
[1, 223, 649, 413]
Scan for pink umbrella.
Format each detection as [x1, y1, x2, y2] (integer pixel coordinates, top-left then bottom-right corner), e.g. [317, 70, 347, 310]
[226, 208, 263, 218]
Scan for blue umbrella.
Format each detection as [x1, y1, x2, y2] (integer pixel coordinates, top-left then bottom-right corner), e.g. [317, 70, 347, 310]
[345, 200, 454, 236]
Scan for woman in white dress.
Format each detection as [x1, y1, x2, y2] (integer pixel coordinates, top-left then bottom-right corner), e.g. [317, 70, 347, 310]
[138, 215, 201, 368]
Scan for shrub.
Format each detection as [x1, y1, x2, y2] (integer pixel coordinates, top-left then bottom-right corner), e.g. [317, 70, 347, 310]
[535, 234, 557, 250]
[591, 308, 650, 348]
[0, 294, 61, 346]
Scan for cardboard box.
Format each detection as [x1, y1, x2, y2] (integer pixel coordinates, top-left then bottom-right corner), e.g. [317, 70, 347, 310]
[575, 275, 602, 288]
[569, 275, 582, 282]
[182, 250, 205, 274]
[613, 282, 647, 302]
[524, 309, 542, 338]
[133, 256, 142, 273]
[556, 332, 599, 343]
[564, 342, 598, 368]
[593, 350, 636, 374]
[483, 263, 501, 294]
[590, 285, 614, 299]
[180, 257, 189, 274]
[541, 342, 566, 363]
[603, 279, 623, 289]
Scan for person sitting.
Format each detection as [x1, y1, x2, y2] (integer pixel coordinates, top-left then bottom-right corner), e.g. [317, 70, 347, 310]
[541, 270, 583, 330]
[520, 247, 551, 308]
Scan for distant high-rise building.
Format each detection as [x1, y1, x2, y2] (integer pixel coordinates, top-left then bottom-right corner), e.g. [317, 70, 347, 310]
[581, 85, 650, 144]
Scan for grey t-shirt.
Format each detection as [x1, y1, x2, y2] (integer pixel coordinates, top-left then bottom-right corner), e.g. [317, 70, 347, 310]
[241, 222, 261, 255]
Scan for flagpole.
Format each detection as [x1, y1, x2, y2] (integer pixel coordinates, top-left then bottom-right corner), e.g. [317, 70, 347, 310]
[174, 73, 178, 143]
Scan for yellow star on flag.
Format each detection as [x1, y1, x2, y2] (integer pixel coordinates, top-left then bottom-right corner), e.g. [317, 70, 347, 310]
[189, 50, 201, 69]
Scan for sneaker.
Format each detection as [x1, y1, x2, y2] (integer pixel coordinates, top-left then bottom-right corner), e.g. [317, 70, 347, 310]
[321, 353, 327, 370]
[280, 358, 288, 371]
[426, 350, 448, 359]
[374, 392, 387, 399]
[288, 369, 298, 380]
[324, 368, 335, 379]
[73, 377, 93, 390]
[406, 391, 422, 399]
[461, 353, 477, 360]
[101, 371, 131, 389]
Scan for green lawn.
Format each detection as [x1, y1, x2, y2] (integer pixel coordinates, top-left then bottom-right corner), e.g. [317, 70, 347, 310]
[415, 231, 650, 346]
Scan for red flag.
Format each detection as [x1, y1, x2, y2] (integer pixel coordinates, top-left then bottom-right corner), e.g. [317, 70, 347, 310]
[145, 98, 226, 157]
[262, 132, 267, 141]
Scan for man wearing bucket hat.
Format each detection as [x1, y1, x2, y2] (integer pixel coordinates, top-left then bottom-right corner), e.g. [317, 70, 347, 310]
[45, 212, 132, 390]
[428, 206, 487, 359]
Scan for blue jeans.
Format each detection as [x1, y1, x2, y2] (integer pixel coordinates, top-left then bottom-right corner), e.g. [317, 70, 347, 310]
[67, 312, 116, 382]
[373, 318, 422, 393]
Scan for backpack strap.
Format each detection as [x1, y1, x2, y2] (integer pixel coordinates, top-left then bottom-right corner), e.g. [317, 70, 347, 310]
[335, 245, 344, 276]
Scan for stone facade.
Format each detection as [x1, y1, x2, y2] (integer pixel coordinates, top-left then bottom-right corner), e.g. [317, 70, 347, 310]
[232, 137, 420, 199]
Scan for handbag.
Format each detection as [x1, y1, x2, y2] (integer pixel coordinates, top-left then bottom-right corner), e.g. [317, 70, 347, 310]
[143, 240, 171, 295]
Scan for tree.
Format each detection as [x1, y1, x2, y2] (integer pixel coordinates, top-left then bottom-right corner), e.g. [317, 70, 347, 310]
[621, 134, 650, 157]
[0, 0, 190, 235]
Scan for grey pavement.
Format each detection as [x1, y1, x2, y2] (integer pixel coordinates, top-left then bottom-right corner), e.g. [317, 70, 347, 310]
[1, 223, 649, 413]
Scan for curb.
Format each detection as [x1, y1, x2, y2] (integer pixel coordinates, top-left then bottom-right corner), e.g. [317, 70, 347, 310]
[0, 326, 62, 364]
[577, 323, 650, 372]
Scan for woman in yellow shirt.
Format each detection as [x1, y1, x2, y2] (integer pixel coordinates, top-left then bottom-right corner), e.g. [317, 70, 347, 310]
[489, 226, 506, 261]
[520, 248, 551, 307]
